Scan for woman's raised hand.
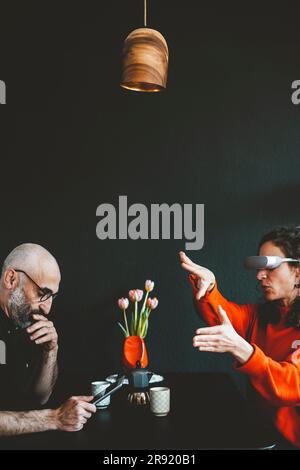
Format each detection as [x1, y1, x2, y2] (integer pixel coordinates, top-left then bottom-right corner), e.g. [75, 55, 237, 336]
[179, 251, 216, 300]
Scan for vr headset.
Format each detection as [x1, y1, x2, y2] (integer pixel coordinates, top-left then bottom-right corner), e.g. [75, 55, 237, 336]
[244, 256, 299, 270]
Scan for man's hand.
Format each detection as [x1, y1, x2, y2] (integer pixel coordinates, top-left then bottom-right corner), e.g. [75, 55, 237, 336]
[193, 305, 254, 364]
[179, 251, 216, 299]
[54, 396, 97, 432]
[27, 314, 58, 352]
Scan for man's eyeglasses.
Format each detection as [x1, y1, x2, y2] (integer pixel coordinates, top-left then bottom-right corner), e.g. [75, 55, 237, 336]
[14, 269, 59, 302]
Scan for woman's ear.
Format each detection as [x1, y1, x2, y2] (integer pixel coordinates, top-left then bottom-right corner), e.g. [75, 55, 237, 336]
[295, 272, 300, 289]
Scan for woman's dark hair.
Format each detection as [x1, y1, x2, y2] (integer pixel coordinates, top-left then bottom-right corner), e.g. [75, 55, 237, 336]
[258, 225, 300, 329]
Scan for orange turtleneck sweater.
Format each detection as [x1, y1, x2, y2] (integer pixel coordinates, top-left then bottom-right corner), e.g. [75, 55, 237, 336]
[189, 274, 300, 448]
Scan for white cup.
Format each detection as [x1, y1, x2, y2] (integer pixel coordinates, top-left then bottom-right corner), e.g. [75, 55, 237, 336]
[91, 381, 111, 409]
[150, 387, 170, 416]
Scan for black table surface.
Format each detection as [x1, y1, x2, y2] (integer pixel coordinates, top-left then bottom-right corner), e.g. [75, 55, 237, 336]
[0, 372, 276, 450]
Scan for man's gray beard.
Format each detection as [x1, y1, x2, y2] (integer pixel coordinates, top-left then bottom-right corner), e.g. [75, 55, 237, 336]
[8, 286, 38, 328]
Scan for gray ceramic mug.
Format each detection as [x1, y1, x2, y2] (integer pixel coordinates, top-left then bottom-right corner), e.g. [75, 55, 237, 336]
[150, 387, 170, 416]
[91, 381, 111, 409]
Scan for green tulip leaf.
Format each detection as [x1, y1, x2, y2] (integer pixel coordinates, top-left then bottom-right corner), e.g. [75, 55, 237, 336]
[117, 322, 128, 337]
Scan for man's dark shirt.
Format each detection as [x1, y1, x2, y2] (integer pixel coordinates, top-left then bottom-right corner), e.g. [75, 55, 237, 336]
[0, 311, 42, 411]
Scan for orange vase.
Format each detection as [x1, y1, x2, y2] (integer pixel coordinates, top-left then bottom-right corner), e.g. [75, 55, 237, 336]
[123, 335, 149, 370]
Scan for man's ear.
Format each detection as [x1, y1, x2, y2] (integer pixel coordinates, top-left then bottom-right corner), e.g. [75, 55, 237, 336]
[2, 269, 18, 290]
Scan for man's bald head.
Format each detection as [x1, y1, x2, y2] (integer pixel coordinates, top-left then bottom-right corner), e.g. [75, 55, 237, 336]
[0, 244, 61, 327]
[1, 243, 61, 282]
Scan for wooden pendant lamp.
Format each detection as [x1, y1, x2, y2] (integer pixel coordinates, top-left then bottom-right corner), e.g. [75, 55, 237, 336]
[120, 0, 169, 92]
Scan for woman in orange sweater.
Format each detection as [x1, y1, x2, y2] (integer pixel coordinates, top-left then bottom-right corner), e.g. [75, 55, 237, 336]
[180, 226, 300, 449]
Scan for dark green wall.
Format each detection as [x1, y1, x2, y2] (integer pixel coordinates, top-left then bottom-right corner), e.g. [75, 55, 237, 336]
[0, 1, 300, 392]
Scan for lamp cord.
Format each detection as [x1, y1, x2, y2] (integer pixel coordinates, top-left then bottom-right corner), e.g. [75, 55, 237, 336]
[144, 0, 147, 27]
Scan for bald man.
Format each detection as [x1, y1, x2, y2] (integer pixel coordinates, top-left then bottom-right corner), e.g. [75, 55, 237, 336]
[0, 243, 96, 435]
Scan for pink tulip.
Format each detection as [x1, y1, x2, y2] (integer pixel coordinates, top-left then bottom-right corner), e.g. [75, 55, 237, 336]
[118, 298, 129, 310]
[136, 289, 143, 301]
[129, 290, 137, 302]
[147, 297, 159, 310]
[129, 289, 143, 302]
[145, 280, 154, 293]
